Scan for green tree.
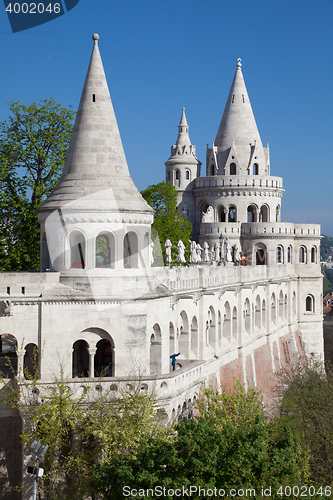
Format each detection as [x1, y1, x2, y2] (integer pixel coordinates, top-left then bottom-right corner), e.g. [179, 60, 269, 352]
[92, 382, 309, 500]
[323, 273, 332, 296]
[0, 99, 75, 271]
[140, 182, 192, 266]
[0, 353, 160, 500]
[277, 357, 333, 486]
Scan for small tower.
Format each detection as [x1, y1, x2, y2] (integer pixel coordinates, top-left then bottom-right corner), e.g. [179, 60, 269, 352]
[37, 34, 154, 276]
[195, 59, 284, 248]
[165, 108, 201, 228]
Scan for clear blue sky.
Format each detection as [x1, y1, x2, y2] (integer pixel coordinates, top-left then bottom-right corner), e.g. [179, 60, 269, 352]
[1, 0, 332, 234]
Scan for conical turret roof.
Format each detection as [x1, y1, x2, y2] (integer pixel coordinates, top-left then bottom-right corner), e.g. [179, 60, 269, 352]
[214, 58, 266, 172]
[39, 34, 152, 214]
[175, 108, 191, 147]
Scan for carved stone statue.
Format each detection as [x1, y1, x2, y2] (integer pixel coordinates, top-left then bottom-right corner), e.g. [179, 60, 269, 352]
[196, 243, 203, 263]
[177, 240, 186, 264]
[189, 240, 197, 264]
[214, 242, 220, 262]
[203, 242, 210, 263]
[225, 236, 233, 262]
[234, 242, 241, 265]
[202, 206, 214, 223]
[165, 239, 172, 265]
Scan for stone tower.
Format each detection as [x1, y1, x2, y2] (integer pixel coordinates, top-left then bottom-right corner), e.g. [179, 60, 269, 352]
[37, 34, 154, 281]
[171, 59, 285, 246]
[165, 108, 201, 229]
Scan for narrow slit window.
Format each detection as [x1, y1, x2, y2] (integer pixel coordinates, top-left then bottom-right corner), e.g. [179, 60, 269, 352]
[7, 287, 10, 295]
[232, 95, 235, 103]
[22, 287, 25, 295]
[92, 94, 96, 102]
[242, 95, 245, 103]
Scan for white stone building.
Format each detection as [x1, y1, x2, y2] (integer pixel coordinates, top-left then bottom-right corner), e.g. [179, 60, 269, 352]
[0, 35, 323, 498]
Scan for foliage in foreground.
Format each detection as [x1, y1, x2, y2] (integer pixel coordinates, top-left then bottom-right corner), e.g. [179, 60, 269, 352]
[276, 357, 333, 486]
[3, 358, 333, 499]
[92, 382, 310, 500]
[140, 182, 192, 266]
[0, 99, 75, 271]
[1, 360, 160, 500]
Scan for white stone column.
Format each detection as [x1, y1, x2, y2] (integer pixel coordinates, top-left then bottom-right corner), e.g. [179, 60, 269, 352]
[88, 347, 97, 378]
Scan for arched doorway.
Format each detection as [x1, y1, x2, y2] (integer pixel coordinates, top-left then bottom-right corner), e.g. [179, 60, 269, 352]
[24, 343, 39, 379]
[150, 324, 162, 375]
[94, 338, 114, 377]
[124, 232, 138, 268]
[69, 231, 86, 269]
[72, 340, 89, 378]
[0, 334, 18, 378]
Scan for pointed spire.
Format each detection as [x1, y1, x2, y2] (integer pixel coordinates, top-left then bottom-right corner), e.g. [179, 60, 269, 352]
[39, 34, 152, 214]
[214, 59, 266, 173]
[175, 107, 191, 147]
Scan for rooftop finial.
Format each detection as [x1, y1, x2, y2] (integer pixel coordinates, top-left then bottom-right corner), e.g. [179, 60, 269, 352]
[92, 33, 100, 44]
[236, 58, 242, 68]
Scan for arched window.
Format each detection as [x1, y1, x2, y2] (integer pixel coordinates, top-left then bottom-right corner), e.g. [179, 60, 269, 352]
[175, 170, 180, 187]
[210, 165, 215, 176]
[167, 171, 171, 181]
[230, 163, 236, 175]
[0, 334, 18, 378]
[218, 206, 226, 222]
[208, 306, 216, 349]
[95, 233, 112, 268]
[169, 322, 175, 356]
[255, 295, 261, 331]
[150, 324, 162, 375]
[24, 343, 39, 380]
[186, 170, 190, 180]
[69, 231, 86, 269]
[228, 205, 237, 223]
[179, 311, 189, 359]
[259, 205, 269, 222]
[287, 246, 292, 263]
[253, 163, 259, 175]
[191, 317, 198, 357]
[276, 205, 280, 222]
[262, 299, 266, 327]
[232, 306, 238, 341]
[247, 205, 257, 222]
[271, 293, 276, 325]
[72, 340, 89, 378]
[276, 245, 283, 263]
[311, 246, 317, 263]
[255, 243, 267, 265]
[306, 295, 314, 312]
[244, 299, 251, 334]
[223, 302, 231, 342]
[299, 246, 306, 263]
[124, 232, 138, 268]
[95, 338, 114, 377]
[279, 291, 284, 320]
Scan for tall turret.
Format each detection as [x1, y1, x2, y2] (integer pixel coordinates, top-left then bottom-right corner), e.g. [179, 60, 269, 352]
[38, 34, 154, 274]
[194, 59, 284, 246]
[207, 58, 269, 176]
[165, 108, 201, 228]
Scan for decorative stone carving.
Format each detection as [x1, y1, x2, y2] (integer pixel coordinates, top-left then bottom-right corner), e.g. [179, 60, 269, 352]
[202, 206, 214, 223]
[0, 300, 12, 317]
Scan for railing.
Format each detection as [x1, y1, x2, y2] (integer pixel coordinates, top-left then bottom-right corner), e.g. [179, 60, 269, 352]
[195, 175, 283, 190]
[20, 360, 205, 403]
